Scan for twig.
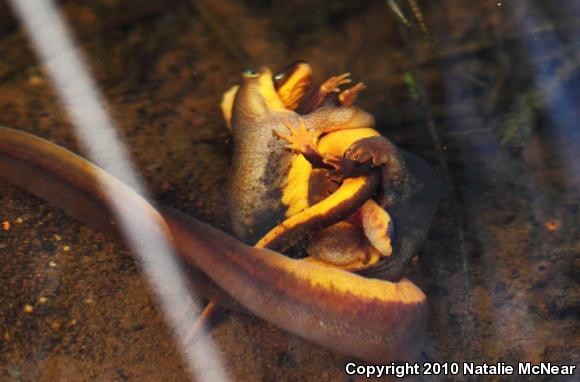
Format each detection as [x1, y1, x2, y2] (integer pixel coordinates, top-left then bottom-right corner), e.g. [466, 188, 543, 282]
[188, 0, 250, 66]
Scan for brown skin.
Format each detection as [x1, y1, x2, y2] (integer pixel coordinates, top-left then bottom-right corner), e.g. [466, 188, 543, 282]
[0, 59, 438, 365]
[225, 66, 392, 271]
[230, 64, 439, 280]
[227, 67, 377, 245]
[0, 126, 427, 362]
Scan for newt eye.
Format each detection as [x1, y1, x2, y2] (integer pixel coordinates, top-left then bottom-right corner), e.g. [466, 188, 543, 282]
[243, 68, 258, 78]
[273, 71, 288, 89]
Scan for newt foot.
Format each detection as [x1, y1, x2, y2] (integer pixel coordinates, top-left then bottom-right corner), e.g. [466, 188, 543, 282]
[274, 119, 318, 156]
[322, 155, 361, 181]
[320, 73, 352, 93]
[339, 82, 366, 106]
[345, 136, 396, 167]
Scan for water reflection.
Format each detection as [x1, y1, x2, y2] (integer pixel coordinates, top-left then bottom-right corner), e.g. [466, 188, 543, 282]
[7, 1, 230, 381]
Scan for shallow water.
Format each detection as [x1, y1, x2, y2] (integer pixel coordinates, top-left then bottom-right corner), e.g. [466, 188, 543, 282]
[0, 1, 578, 381]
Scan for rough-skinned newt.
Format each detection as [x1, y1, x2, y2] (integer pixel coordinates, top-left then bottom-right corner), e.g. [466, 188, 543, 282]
[222, 62, 439, 278]
[223, 66, 379, 248]
[0, 63, 439, 362]
[0, 126, 427, 362]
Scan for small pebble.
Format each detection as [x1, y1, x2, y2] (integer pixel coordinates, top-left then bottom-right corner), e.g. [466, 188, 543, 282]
[39, 297, 48, 304]
[53, 234, 62, 241]
[2, 221, 10, 231]
[24, 304, 33, 313]
[7, 364, 21, 378]
[29, 75, 44, 86]
[49, 261, 57, 268]
[63, 245, 71, 252]
[15, 218, 23, 224]
[544, 218, 561, 232]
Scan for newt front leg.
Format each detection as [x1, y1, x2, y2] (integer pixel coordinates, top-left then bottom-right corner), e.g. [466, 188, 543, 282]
[273, 120, 322, 166]
[274, 119, 369, 180]
[296, 73, 366, 113]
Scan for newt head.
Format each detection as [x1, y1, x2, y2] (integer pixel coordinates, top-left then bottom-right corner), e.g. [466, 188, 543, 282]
[239, 67, 286, 111]
[221, 62, 312, 129]
[230, 67, 289, 127]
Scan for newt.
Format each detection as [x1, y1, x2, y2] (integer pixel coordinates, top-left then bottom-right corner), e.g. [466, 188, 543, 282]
[223, 62, 439, 279]
[0, 63, 439, 362]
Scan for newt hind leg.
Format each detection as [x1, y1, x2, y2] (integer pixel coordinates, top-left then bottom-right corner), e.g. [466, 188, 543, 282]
[344, 136, 411, 207]
[296, 73, 352, 114]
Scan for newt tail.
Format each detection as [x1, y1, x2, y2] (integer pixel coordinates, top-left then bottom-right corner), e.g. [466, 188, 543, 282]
[0, 126, 427, 362]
